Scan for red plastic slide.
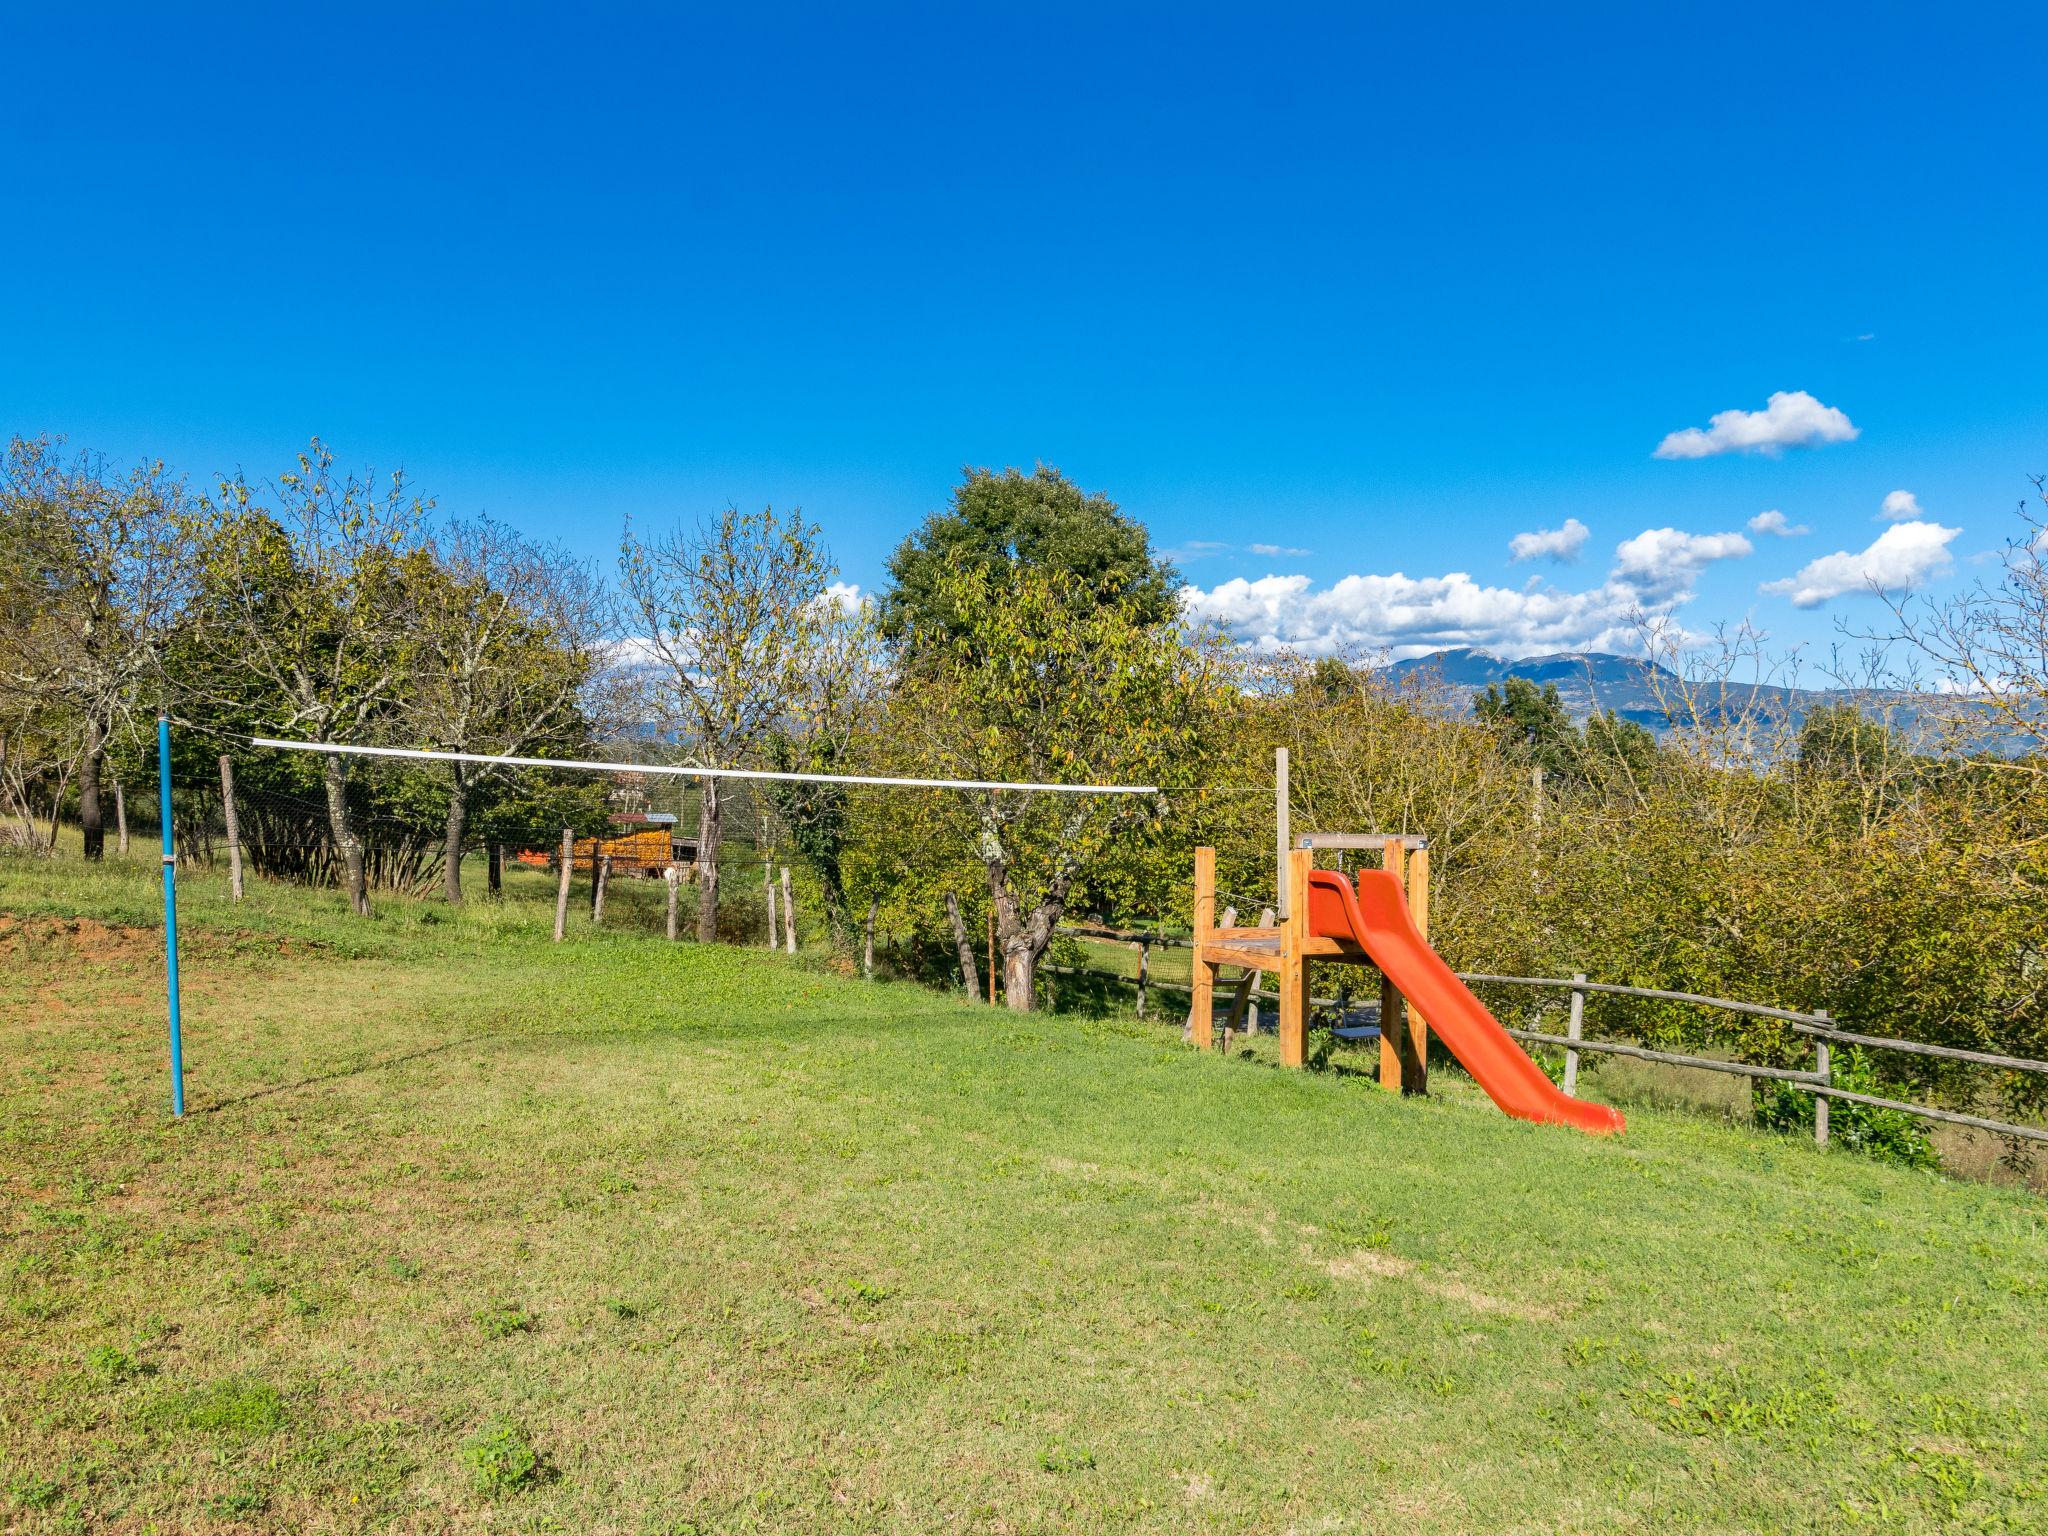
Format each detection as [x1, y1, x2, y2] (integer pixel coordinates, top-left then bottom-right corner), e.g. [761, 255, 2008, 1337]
[1307, 869, 1624, 1135]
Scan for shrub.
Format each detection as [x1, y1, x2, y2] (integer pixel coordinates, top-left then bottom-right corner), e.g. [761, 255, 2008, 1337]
[1754, 1048, 1940, 1170]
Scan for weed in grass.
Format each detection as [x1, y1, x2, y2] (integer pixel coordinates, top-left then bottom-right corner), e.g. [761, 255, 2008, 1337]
[837, 1281, 892, 1307]
[463, 1415, 543, 1494]
[604, 1298, 642, 1320]
[9, 1473, 61, 1510]
[138, 1377, 287, 1436]
[205, 1482, 270, 1517]
[1038, 1440, 1096, 1474]
[384, 1256, 422, 1280]
[474, 1302, 537, 1338]
[84, 1345, 146, 1384]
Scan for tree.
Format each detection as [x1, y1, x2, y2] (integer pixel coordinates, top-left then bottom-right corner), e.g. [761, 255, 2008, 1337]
[0, 435, 192, 857]
[891, 564, 1220, 1009]
[408, 515, 612, 901]
[762, 591, 890, 949]
[880, 465, 1180, 643]
[619, 506, 835, 942]
[185, 441, 431, 915]
[1473, 675, 1578, 778]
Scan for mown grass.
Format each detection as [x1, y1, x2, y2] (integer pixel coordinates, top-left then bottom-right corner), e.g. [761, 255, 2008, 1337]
[2, 856, 2045, 1533]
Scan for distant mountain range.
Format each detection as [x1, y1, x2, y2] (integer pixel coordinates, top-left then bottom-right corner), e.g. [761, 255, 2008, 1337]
[1374, 647, 1957, 738]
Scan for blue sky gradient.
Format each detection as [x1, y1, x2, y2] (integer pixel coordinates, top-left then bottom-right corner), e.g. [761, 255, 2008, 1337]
[5, 3, 2044, 662]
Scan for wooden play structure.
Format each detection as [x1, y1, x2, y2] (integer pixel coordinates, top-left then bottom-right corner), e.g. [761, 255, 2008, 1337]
[1190, 837, 1433, 1090]
[1189, 752, 1623, 1135]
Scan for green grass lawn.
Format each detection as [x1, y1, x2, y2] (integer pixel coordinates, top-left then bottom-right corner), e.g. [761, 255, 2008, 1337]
[3, 858, 2045, 1533]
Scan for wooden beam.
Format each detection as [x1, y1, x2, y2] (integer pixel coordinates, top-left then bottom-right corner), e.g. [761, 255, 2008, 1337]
[1191, 847, 1216, 1051]
[1279, 849, 1311, 1066]
[1403, 844, 1430, 1095]
[1379, 836, 1408, 1093]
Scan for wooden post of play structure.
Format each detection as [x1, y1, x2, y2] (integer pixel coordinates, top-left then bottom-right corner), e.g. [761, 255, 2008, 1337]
[553, 827, 572, 942]
[1378, 837, 1408, 1091]
[1279, 849, 1311, 1067]
[1191, 847, 1217, 1050]
[1274, 748, 1291, 920]
[1404, 845, 1430, 1094]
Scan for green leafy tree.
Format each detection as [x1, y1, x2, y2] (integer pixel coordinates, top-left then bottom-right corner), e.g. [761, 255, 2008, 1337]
[182, 441, 432, 915]
[0, 435, 193, 857]
[890, 564, 1221, 1010]
[880, 465, 1180, 644]
[1473, 676, 1579, 778]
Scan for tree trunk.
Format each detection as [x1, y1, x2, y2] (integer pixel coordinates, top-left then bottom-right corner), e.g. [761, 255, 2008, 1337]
[944, 892, 980, 998]
[694, 778, 722, 943]
[80, 721, 104, 861]
[321, 750, 370, 916]
[1003, 942, 1039, 1013]
[442, 762, 468, 903]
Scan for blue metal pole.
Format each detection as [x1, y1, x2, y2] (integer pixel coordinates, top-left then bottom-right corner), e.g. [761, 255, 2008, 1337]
[158, 715, 185, 1117]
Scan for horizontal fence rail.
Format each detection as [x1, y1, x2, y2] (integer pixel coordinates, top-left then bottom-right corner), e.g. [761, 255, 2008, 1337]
[1052, 927, 2048, 1150]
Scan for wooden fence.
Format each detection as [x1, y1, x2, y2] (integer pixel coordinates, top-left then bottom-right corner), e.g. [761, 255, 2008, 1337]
[1052, 926, 2048, 1149]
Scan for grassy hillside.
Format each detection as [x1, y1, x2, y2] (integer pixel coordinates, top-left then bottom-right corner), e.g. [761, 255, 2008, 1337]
[3, 859, 2045, 1534]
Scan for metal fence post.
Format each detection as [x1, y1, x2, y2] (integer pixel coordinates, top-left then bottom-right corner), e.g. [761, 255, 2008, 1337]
[1814, 1010, 1831, 1149]
[1563, 973, 1586, 1096]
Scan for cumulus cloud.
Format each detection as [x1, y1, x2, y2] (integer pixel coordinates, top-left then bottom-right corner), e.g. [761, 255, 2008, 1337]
[1747, 509, 1809, 538]
[1247, 542, 1313, 558]
[1180, 525, 1752, 659]
[1879, 489, 1923, 521]
[1653, 390, 1859, 460]
[1508, 518, 1590, 564]
[1761, 521, 1961, 608]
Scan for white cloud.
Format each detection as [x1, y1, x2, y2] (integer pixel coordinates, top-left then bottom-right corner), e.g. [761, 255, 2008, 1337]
[1747, 509, 1809, 537]
[1879, 489, 1923, 521]
[1653, 390, 1859, 460]
[1610, 528, 1752, 601]
[1165, 539, 1233, 562]
[1180, 525, 1752, 659]
[818, 580, 865, 615]
[1247, 542, 1313, 558]
[1507, 518, 1590, 564]
[1761, 521, 1961, 608]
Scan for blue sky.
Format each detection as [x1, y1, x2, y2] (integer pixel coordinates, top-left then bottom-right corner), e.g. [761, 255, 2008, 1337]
[5, 3, 2044, 665]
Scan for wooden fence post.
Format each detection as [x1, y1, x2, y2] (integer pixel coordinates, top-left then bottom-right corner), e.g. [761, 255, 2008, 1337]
[764, 862, 778, 947]
[591, 852, 609, 923]
[863, 896, 878, 979]
[986, 907, 996, 1003]
[487, 843, 503, 894]
[553, 828, 572, 941]
[1814, 1010, 1831, 1149]
[115, 782, 129, 856]
[218, 755, 245, 902]
[1563, 973, 1586, 1096]
[782, 866, 797, 954]
[665, 865, 680, 941]
[1134, 940, 1148, 1020]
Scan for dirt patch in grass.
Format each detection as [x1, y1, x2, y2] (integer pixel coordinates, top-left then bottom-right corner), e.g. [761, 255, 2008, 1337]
[1326, 1248, 1554, 1322]
[0, 912, 161, 965]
